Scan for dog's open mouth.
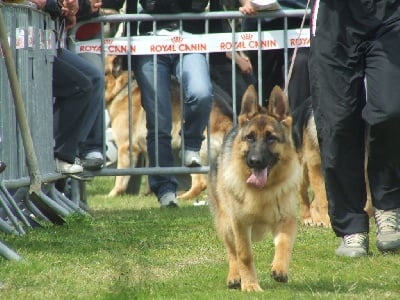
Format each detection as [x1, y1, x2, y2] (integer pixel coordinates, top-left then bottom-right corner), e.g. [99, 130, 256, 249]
[246, 167, 268, 189]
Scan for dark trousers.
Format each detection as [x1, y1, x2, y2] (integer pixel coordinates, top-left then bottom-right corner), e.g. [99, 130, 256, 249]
[309, 0, 400, 236]
[242, 17, 311, 109]
[210, 58, 256, 115]
[53, 48, 104, 163]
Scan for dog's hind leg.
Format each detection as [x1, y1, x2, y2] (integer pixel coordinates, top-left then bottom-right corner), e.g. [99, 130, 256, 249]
[299, 163, 314, 226]
[308, 162, 331, 228]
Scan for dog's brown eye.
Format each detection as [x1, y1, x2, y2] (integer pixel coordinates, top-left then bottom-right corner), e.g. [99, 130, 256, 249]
[266, 135, 278, 145]
[246, 133, 256, 142]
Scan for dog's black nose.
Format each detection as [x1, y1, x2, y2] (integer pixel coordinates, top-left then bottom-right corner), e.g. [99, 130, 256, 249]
[0, 161, 6, 173]
[247, 155, 264, 168]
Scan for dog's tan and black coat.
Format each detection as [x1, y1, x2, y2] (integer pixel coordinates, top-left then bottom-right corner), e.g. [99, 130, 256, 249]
[208, 85, 300, 292]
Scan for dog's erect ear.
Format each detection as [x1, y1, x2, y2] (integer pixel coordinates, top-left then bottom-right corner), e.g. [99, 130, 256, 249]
[112, 56, 125, 78]
[238, 85, 261, 126]
[268, 86, 290, 122]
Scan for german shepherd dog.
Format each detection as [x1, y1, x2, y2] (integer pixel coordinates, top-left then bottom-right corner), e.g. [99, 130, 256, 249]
[291, 97, 372, 227]
[208, 85, 300, 291]
[105, 56, 233, 198]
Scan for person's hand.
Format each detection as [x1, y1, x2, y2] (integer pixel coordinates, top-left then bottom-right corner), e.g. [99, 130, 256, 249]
[239, 1, 257, 15]
[27, 0, 46, 10]
[60, 0, 79, 17]
[226, 51, 253, 74]
[236, 55, 253, 74]
[88, 0, 102, 13]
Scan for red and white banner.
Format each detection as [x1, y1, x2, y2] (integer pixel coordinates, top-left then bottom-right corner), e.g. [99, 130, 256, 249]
[74, 29, 310, 55]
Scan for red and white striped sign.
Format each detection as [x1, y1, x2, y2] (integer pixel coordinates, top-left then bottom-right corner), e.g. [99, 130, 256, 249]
[74, 29, 310, 55]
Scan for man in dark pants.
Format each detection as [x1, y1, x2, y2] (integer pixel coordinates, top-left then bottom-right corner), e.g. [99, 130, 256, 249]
[28, 0, 105, 176]
[239, 0, 311, 109]
[53, 48, 104, 175]
[309, 0, 400, 257]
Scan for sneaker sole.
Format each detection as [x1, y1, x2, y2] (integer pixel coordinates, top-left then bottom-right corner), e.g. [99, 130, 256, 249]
[67, 173, 94, 181]
[81, 158, 104, 171]
[160, 202, 179, 208]
[376, 240, 400, 252]
[335, 249, 368, 257]
[185, 161, 201, 168]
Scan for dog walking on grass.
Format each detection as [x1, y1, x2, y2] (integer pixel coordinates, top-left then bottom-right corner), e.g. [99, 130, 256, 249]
[208, 85, 301, 292]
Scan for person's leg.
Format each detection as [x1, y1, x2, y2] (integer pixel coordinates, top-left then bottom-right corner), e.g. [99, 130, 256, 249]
[175, 53, 213, 152]
[363, 17, 400, 252]
[242, 17, 302, 103]
[309, 0, 369, 256]
[77, 52, 105, 170]
[53, 49, 101, 165]
[287, 47, 310, 111]
[210, 60, 255, 115]
[132, 54, 178, 205]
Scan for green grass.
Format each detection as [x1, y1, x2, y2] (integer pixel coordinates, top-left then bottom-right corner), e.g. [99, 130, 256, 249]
[1, 176, 400, 299]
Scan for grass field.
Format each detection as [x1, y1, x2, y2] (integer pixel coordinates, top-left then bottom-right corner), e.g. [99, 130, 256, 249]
[0, 176, 400, 299]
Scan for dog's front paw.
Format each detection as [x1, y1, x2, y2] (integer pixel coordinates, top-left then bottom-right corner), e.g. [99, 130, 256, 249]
[271, 270, 288, 283]
[302, 217, 314, 226]
[241, 282, 263, 292]
[227, 278, 241, 289]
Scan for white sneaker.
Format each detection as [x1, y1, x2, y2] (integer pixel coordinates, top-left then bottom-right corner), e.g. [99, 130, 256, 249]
[181, 150, 201, 167]
[55, 158, 83, 174]
[335, 233, 369, 257]
[374, 208, 400, 252]
[159, 192, 179, 208]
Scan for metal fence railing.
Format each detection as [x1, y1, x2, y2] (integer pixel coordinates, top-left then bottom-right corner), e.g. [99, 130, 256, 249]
[67, 9, 310, 181]
[0, 3, 309, 259]
[0, 1, 89, 260]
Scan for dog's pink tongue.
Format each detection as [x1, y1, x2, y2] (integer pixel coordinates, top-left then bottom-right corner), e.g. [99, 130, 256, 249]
[246, 168, 268, 189]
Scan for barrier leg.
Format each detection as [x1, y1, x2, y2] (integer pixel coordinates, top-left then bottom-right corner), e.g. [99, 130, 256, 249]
[0, 240, 22, 261]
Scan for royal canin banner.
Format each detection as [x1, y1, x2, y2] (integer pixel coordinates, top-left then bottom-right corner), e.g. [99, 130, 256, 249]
[74, 29, 310, 55]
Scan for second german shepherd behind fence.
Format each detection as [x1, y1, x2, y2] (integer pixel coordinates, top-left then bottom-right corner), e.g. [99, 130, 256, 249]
[105, 55, 234, 198]
[208, 85, 301, 292]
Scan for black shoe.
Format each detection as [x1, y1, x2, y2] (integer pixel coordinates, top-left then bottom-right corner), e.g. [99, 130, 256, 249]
[81, 151, 104, 171]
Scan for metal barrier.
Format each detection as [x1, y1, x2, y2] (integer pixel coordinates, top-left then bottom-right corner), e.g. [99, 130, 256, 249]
[67, 9, 310, 182]
[0, 1, 90, 260]
[0, 5, 309, 258]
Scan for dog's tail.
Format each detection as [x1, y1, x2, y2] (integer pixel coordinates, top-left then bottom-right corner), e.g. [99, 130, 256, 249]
[212, 82, 234, 121]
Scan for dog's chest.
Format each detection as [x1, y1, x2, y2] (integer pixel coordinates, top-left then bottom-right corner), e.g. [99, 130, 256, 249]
[235, 192, 285, 224]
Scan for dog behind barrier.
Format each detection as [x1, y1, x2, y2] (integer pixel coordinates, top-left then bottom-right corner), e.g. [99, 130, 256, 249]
[104, 55, 234, 199]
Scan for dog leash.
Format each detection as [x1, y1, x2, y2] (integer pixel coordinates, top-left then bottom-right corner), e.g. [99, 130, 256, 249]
[284, 0, 311, 95]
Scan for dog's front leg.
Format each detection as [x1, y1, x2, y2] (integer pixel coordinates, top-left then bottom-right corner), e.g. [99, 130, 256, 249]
[271, 214, 297, 283]
[233, 221, 262, 292]
[108, 143, 134, 197]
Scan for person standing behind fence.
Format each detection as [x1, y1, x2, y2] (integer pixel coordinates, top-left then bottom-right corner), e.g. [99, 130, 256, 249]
[127, 0, 214, 208]
[309, 0, 400, 257]
[209, 0, 257, 115]
[238, 0, 311, 110]
[68, 0, 106, 171]
[28, 0, 105, 177]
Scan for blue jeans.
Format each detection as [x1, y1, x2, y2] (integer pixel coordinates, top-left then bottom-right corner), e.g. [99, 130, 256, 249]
[77, 51, 105, 157]
[53, 49, 104, 163]
[133, 53, 213, 198]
